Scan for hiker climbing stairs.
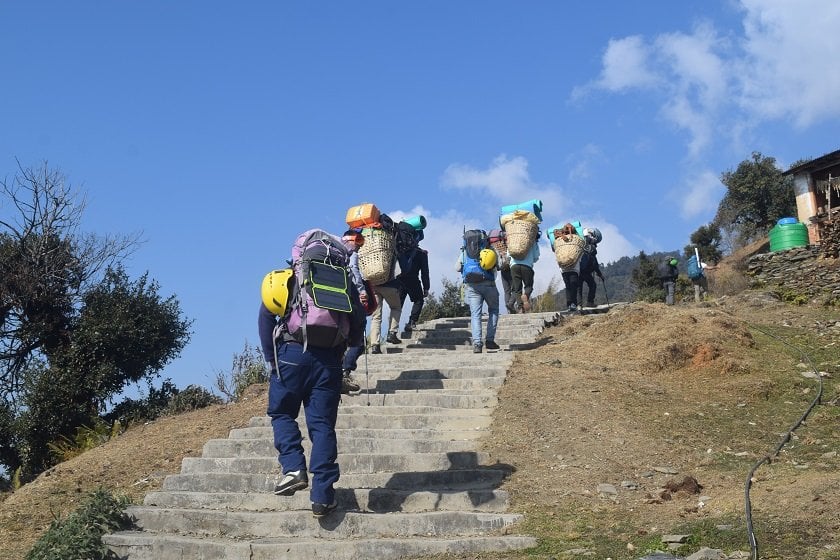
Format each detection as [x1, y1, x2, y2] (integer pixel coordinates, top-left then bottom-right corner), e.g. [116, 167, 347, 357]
[104, 311, 561, 560]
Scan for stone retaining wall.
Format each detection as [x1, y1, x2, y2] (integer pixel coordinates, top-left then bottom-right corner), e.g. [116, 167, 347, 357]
[746, 246, 840, 304]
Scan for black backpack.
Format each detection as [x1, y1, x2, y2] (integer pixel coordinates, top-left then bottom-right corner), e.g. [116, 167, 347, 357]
[395, 221, 419, 257]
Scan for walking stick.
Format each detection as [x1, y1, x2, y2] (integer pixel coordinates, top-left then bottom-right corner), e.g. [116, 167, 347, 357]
[364, 335, 371, 406]
[600, 275, 610, 306]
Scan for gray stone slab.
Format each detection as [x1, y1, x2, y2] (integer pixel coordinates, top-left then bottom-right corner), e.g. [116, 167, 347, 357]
[143, 487, 511, 513]
[125, 507, 525, 540]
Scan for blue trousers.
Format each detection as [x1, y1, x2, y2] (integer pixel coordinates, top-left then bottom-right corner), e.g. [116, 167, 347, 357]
[464, 281, 499, 346]
[267, 342, 342, 505]
[342, 344, 364, 371]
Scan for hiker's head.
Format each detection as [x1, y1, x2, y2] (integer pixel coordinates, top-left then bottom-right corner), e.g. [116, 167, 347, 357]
[342, 230, 364, 249]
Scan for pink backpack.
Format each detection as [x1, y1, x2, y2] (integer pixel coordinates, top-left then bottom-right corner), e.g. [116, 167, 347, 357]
[285, 229, 353, 350]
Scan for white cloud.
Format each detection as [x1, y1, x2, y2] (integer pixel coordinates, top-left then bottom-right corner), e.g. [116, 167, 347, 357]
[737, 0, 840, 126]
[440, 154, 566, 215]
[582, 1, 840, 154]
[598, 35, 660, 91]
[566, 143, 607, 183]
[672, 169, 726, 219]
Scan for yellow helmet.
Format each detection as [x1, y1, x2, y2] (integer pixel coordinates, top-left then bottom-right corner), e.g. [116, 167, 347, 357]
[261, 269, 295, 316]
[479, 248, 497, 271]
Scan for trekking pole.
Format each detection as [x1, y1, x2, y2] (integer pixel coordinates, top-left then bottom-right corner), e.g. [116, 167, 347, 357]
[600, 276, 610, 306]
[364, 335, 371, 407]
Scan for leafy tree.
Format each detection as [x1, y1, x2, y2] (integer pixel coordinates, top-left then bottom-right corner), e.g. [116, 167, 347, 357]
[419, 277, 468, 321]
[17, 267, 191, 473]
[631, 251, 666, 303]
[684, 223, 723, 264]
[1, 161, 139, 398]
[715, 152, 796, 249]
[0, 162, 191, 477]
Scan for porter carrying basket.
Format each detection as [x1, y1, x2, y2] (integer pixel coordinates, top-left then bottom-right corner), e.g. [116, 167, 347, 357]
[358, 228, 394, 285]
[553, 233, 585, 268]
[504, 219, 538, 259]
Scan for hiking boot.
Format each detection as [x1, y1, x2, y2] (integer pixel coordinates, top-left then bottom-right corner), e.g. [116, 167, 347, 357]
[403, 322, 413, 333]
[521, 294, 531, 312]
[370, 344, 381, 355]
[341, 370, 360, 394]
[311, 499, 338, 518]
[567, 303, 577, 313]
[485, 340, 500, 351]
[473, 344, 482, 353]
[386, 332, 401, 344]
[274, 470, 308, 496]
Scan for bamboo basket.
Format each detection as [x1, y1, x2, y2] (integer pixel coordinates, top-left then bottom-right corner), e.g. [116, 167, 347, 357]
[358, 228, 394, 285]
[490, 240, 510, 270]
[504, 219, 538, 259]
[553, 234, 585, 268]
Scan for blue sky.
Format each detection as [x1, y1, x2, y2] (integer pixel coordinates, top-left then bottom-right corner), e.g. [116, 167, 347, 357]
[2, 1, 840, 392]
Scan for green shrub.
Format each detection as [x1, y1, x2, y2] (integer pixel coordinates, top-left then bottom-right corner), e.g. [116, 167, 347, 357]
[47, 421, 115, 463]
[165, 384, 222, 414]
[26, 487, 132, 560]
[103, 379, 179, 427]
[214, 342, 267, 402]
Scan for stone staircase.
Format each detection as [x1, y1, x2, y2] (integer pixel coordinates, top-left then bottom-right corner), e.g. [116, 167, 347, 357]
[104, 311, 561, 560]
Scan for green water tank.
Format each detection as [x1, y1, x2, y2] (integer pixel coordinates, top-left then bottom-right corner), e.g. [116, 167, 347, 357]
[769, 221, 809, 252]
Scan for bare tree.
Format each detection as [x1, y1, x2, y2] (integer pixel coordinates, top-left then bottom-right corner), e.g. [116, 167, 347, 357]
[0, 161, 141, 399]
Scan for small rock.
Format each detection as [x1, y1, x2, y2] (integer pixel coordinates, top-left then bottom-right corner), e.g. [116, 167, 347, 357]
[653, 466, 679, 474]
[597, 483, 618, 495]
[661, 534, 690, 543]
[686, 547, 726, 560]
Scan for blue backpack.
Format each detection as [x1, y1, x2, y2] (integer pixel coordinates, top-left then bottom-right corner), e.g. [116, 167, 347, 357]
[686, 255, 703, 280]
[462, 229, 493, 283]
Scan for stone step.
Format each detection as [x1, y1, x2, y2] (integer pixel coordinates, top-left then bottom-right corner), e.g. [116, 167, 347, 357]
[336, 404, 494, 415]
[357, 351, 513, 365]
[245, 413, 493, 431]
[101, 309, 562, 559]
[349, 365, 509, 379]
[203, 437, 482, 457]
[161, 468, 510, 494]
[357, 376, 504, 391]
[403, 326, 543, 340]
[180, 452, 493, 474]
[104, 532, 537, 560]
[229, 426, 488, 441]
[122, 507, 525, 540]
[143, 486, 511, 513]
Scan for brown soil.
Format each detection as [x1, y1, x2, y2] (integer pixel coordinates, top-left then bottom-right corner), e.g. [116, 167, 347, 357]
[1, 290, 839, 560]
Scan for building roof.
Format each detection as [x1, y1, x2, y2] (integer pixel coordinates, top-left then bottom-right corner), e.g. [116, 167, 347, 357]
[783, 148, 840, 176]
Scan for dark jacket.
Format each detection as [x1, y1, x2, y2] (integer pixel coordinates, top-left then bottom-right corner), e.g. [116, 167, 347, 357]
[397, 248, 430, 292]
[579, 244, 602, 277]
[658, 260, 679, 283]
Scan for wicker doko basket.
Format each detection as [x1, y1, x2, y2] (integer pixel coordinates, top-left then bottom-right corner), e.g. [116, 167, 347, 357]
[504, 219, 538, 259]
[358, 228, 394, 285]
[553, 233, 585, 268]
[490, 240, 511, 270]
